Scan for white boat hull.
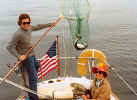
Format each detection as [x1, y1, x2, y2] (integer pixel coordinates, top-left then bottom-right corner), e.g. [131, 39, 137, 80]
[17, 77, 119, 100]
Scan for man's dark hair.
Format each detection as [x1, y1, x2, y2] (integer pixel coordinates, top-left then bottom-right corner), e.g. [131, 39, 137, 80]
[18, 13, 31, 25]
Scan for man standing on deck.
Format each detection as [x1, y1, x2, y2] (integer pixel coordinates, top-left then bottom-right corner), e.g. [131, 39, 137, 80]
[6, 13, 56, 100]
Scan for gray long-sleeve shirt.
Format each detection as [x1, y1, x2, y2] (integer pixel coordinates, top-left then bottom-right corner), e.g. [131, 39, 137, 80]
[7, 23, 51, 58]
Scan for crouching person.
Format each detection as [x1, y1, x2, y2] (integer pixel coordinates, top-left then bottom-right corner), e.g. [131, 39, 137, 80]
[83, 63, 111, 100]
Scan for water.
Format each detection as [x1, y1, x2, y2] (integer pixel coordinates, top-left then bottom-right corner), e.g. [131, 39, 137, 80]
[0, 0, 137, 100]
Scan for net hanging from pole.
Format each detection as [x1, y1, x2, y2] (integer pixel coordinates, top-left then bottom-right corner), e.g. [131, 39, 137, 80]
[61, 0, 91, 50]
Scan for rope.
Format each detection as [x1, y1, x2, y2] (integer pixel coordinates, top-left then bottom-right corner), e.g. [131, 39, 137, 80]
[5, 58, 137, 97]
[62, 19, 68, 78]
[88, 59, 92, 80]
[10, 55, 137, 96]
[60, 0, 63, 17]
[113, 69, 137, 96]
[49, 23, 68, 77]
[0, 77, 51, 98]
[97, 57, 137, 96]
[64, 0, 96, 21]
[51, 21, 69, 78]
[90, 49, 96, 80]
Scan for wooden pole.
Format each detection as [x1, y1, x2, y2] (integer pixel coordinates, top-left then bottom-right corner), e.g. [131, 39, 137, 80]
[56, 35, 61, 80]
[0, 16, 62, 84]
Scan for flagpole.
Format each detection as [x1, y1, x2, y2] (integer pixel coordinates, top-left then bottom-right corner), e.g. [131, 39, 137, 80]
[0, 16, 63, 84]
[56, 35, 61, 81]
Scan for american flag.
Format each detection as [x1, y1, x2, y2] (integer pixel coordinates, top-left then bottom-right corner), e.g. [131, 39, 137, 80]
[37, 41, 57, 80]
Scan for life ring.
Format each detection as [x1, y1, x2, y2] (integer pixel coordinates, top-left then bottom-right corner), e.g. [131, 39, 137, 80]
[77, 49, 107, 76]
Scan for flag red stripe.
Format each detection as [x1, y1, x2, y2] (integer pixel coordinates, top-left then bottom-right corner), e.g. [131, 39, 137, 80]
[40, 59, 49, 67]
[37, 40, 57, 80]
[40, 59, 56, 70]
[40, 56, 49, 66]
[38, 61, 57, 76]
[38, 65, 57, 80]
[38, 65, 57, 79]
[41, 54, 49, 60]
[40, 56, 56, 68]
[37, 58, 57, 74]
[38, 58, 57, 73]
[38, 62, 57, 76]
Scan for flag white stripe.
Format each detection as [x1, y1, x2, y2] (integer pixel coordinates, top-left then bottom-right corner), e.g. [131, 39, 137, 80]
[39, 58, 57, 71]
[37, 40, 57, 80]
[40, 56, 50, 65]
[38, 57, 57, 73]
[41, 54, 49, 60]
[38, 59, 57, 75]
[40, 60, 57, 72]
[38, 65, 57, 79]
[40, 56, 57, 69]
[38, 64, 57, 79]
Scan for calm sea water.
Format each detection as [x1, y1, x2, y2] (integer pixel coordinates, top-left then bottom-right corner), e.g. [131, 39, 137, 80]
[0, 0, 137, 100]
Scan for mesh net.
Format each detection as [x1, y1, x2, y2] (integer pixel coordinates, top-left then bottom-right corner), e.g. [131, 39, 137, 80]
[61, 0, 90, 50]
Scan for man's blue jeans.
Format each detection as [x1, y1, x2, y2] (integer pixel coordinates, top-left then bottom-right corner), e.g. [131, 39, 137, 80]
[22, 55, 40, 100]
